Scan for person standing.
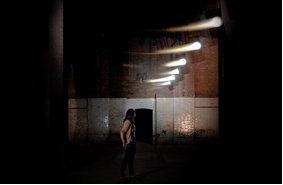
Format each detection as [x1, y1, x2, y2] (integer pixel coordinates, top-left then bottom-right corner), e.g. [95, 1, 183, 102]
[120, 109, 138, 181]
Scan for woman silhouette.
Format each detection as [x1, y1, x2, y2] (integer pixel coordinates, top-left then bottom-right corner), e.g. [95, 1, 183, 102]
[119, 109, 138, 181]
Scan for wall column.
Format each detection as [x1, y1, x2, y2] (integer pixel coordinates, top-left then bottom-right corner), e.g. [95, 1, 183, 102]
[50, 0, 68, 176]
[50, 0, 67, 143]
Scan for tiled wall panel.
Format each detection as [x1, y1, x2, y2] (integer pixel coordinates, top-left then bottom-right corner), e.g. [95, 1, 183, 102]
[69, 108, 87, 144]
[68, 97, 219, 145]
[194, 98, 219, 144]
[69, 98, 87, 108]
[156, 98, 174, 144]
[68, 99, 88, 144]
[125, 98, 155, 110]
[88, 98, 110, 144]
[195, 98, 218, 107]
[109, 98, 126, 144]
[174, 98, 195, 144]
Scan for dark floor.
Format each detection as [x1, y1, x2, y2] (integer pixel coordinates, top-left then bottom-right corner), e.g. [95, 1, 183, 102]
[2, 140, 280, 184]
[0, 139, 282, 184]
[50, 141, 281, 184]
[58, 142, 219, 184]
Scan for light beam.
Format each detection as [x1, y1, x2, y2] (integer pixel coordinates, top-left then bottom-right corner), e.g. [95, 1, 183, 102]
[163, 58, 187, 67]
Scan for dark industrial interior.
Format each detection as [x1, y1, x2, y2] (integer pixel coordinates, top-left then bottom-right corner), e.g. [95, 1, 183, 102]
[3, 0, 281, 184]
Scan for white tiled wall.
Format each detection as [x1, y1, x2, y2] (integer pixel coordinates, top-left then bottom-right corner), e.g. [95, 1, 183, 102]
[195, 108, 219, 143]
[68, 99, 88, 144]
[69, 98, 87, 108]
[174, 97, 195, 144]
[69, 109, 88, 143]
[194, 97, 218, 143]
[195, 97, 218, 107]
[109, 99, 126, 144]
[68, 97, 219, 145]
[156, 98, 174, 144]
[88, 98, 109, 144]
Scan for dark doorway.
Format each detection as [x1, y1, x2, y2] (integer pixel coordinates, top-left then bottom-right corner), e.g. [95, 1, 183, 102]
[135, 109, 153, 144]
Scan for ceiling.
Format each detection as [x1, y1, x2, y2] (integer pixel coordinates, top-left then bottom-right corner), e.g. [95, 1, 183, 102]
[64, 0, 220, 44]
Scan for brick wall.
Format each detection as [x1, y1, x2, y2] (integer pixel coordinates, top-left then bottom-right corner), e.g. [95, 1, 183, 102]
[67, 8, 220, 145]
[68, 28, 218, 99]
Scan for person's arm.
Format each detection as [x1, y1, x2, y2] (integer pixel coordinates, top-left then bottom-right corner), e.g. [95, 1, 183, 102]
[120, 132, 127, 149]
[120, 120, 130, 149]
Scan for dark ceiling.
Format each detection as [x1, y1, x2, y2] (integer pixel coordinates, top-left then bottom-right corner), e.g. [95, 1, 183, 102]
[64, 0, 220, 44]
[36, 0, 222, 48]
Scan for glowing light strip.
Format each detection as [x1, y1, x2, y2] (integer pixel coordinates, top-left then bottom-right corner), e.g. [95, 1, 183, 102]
[163, 16, 223, 32]
[138, 16, 223, 33]
[163, 58, 186, 67]
[125, 42, 201, 55]
[122, 64, 140, 68]
[158, 68, 179, 75]
[144, 75, 175, 83]
[161, 81, 171, 85]
[156, 42, 201, 54]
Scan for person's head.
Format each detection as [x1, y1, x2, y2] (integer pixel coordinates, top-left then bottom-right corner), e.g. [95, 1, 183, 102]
[124, 109, 135, 121]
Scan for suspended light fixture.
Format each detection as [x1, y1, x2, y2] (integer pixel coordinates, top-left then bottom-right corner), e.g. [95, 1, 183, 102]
[158, 68, 179, 75]
[159, 68, 180, 75]
[160, 81, 171, 85]
[154, 42, 201, 54]
[138, 16, 223, 32]
[125, 42, 201, 55]
[162, 16, 223, 32]
[122, 64, 140, 68]
[163, 58, 187, 67]
[169, 68, 180, 74]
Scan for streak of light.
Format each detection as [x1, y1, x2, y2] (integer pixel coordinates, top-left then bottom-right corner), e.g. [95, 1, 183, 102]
[144, 75, 175, 83]
[155, 42, 201, 54]
[122, 64, 141, 68]
[139, 16, 223, 32]
[163, 16, 223, 32]
[125, 42, 201, 55]
[158, 68, 179, 75]
[163, 58, 186, 67]
[151, 81, 171, 86]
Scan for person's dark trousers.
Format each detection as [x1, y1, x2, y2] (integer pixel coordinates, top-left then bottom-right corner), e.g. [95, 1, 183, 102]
[120, 142, 136, 177]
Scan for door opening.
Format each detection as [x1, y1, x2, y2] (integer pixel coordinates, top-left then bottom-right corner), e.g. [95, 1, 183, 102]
[135, 109, 153, 144]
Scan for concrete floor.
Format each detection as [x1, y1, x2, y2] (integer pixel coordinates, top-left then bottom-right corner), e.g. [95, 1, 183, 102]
[58, 142, 229, 184]
[2, 139, 280, 184]
[9, 140, 277, 184]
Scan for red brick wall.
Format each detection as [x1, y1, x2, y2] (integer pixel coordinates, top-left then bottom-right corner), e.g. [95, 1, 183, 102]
[68, 29, 218, 99]
[193, 30, 219, 97]
[68, 28, 218, 99]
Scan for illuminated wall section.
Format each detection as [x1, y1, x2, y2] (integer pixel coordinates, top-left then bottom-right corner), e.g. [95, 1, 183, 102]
[87, 98, 110, 144]
[108, 98, 125, 144]
[194, 98, 219, 144]
[174, 97, 195, 144]
[66, 4, 220, 146]
[68, 99, 88, 145]
[156, 95, 174, 145]
[68, 97, 218, 145]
